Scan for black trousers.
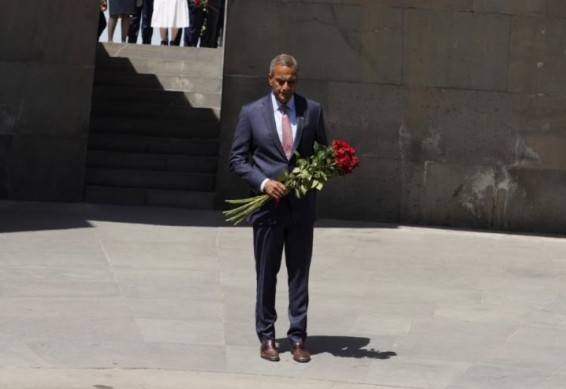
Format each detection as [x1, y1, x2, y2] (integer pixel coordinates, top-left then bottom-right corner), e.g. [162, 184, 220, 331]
[127, 0, 154, 44]
[98, 10, 107, 40]
[182, 3, 207, 47]
[253, 210, 314, 344]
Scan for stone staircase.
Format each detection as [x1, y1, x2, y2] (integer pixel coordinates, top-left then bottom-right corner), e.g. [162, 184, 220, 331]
[85, 43, 223, 209]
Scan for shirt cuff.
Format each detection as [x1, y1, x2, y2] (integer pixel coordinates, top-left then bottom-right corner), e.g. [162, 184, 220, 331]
[260, 178, 269, 193]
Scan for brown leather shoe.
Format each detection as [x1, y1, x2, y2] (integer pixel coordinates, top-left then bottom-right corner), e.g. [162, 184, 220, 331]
[260, 339, 280, 362]
[291, 342, 311, 363]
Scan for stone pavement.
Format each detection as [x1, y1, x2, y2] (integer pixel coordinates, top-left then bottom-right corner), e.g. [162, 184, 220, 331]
[1, 200, 566, 389]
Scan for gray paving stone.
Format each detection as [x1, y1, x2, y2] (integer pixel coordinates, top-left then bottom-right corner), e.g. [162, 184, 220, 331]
[433, 301, 536, 325]
[135, 318, 225, 345]
[143, 342, 227, 371]
[222, 288, 255, 323]
[114, 268, 222, 301]
[365, 357, 471, 389]
[0, 280, 120, 298]
[124, 298, 223, 321]
[101, 240, 219, 270]
[0, 340, 48, 367]
[224, 320, 257, 347]
[25, 340, 153, 368]
[394, 317, 517, 363]
[483, 342, 566, 371]
[2, 201, 566, 388]
[447, 364, 547, 389]
[535, 374, 566, 389]
[0, 368, 380, 389]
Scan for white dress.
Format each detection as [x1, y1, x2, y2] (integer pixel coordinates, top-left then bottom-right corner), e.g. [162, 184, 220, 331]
[151, 0, 190, 28]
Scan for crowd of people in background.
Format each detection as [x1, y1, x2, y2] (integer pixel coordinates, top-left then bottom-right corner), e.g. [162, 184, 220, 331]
[98, 0, 225, 48]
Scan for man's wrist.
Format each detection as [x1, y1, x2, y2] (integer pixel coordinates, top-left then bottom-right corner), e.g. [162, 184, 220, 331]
[260, 178, 269, 193]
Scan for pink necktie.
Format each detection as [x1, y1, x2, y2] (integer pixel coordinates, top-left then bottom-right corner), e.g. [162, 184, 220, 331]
[281, 105, 293, 160]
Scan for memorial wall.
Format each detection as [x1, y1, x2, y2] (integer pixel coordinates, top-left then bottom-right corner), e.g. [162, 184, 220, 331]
[0, 1, 99, 201]
[216, 0, 566, 233]
[1, 0, 565, 234]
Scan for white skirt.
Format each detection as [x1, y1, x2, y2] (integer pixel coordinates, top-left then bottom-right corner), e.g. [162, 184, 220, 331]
[151, 0, 190, 28]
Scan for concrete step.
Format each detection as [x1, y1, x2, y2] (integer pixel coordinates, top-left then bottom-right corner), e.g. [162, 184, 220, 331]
[90, 117, 219, 139]
[97, 43, 223, 63]
[92, 86, 221, 109]
[86, 43, 223, 209]
[85, 185, 216, 209]
[88, 134, 218, 156]
[91, 101, 220, 121]
[95, 55, 223, 79]
[94, 71, 222, 93]
[86, 150, 218, 174]
[86, 167, 215, 191]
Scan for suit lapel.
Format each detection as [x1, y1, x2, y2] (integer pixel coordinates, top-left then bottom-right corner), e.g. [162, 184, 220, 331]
[261, 94, 286, 158]
[293, 95, 306, 152]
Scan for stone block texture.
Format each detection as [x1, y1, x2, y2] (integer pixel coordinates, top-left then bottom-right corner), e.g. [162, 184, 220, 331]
[218, 0, 566, 233]
[508, 16, 566, 96]
[0, 0, 98, 201]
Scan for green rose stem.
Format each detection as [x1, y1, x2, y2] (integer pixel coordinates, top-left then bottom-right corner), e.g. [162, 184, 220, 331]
[224, 195, 270, 225]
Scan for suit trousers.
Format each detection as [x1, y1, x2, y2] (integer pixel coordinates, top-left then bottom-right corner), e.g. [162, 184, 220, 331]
[253, 206, 314, 344]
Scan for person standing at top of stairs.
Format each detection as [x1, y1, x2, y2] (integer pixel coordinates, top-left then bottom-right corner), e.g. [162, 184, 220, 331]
[107, 0, 137, 43]
[151, 0, 190, 46]
[127, 0, 155, 45]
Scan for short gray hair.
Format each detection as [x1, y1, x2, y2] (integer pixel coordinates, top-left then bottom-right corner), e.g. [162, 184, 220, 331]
[268, 54, 299, 76]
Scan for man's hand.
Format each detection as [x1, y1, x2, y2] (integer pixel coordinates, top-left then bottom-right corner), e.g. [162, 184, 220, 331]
[264, 180, 289, 200]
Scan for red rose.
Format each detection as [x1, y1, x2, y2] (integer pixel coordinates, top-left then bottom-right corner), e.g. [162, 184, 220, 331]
[332, 140, 359, 175]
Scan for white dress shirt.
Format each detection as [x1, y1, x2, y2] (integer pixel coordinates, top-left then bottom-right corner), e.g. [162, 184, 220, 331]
[271, 93, 298, 143]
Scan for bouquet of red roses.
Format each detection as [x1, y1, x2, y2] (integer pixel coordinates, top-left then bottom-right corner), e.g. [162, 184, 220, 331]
[223, 140, 359, 225]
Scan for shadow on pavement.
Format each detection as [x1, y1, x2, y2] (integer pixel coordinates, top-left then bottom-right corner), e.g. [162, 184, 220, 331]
[277, 335, 397, 360]
[3, 200, 563, 239]
[0, 201, 94, 233]
[0, 201, 400, 233]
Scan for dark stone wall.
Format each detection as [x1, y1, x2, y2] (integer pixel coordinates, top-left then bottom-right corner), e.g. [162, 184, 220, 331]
[217, 0, 566, 234]
[0, 1, 99, 201]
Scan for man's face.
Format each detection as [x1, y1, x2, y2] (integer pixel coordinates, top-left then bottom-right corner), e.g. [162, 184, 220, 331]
[268, 65, 298, 104]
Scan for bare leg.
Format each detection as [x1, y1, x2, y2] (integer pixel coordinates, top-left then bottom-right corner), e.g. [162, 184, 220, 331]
[121, 14, 131, 43]
[170, 28, 181, 46]
[159, 28, 170, 45]
[160, 28, 168, 42]
[108, 15, 119, 42]
[171, 28, 180, 41]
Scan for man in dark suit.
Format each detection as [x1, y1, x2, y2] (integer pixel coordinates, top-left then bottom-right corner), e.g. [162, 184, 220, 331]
[229, 54, 328, 363]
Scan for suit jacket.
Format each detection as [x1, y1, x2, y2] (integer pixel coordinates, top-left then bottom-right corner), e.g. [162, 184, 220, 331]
[229, 93, 328, 224]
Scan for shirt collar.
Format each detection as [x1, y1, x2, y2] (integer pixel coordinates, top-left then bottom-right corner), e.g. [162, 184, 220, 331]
[271, 93, 295, 113]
